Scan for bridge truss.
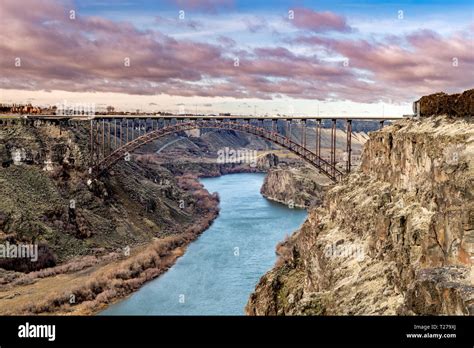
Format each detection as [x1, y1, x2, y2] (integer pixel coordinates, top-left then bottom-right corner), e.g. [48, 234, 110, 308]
[0, 114, 398, 183]
[86, 116, 395, 183]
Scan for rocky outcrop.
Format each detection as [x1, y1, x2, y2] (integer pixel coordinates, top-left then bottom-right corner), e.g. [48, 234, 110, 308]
[0, 120, 218, 267]
[246, 115, 473, 316]
[260, 167, 330, 208]
[417, 89, 473, 117]
[0, 120, 222, 314]
[256, 153, 279, 170]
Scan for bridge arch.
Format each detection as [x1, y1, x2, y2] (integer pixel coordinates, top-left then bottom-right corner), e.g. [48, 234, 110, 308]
[94, 120, 344, 182]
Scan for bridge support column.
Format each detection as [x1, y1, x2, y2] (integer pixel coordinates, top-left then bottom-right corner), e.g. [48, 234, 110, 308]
[288, 120, 292, 146]
[124, 119, 128, 143]
[346, 119, 352, 174]
[106, 120, 110, 155]
[302, 119, 306, 151]
[120, 119, 123, 147]
[113, 119, 117, 150]
[95, 120, 100, 162]
[102, 119, 105, 159]
[89, 119, 94, 166]
[316, 119, 321, 165]
[331, 119, 336, 177]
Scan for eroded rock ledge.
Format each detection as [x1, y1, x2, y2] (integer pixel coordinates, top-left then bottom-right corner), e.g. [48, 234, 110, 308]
[246, 115, 474, 315]
[260, 167, 330, 208]
[417, 89, 473, 117]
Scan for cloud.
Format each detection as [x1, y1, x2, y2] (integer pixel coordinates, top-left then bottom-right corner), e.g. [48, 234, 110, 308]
[155, 15, 202, 30]
[244, 16, 267, 33]
[217, 36, 236, 47]
[169, 0, 234, 12]
[0, 0, 471, 105]
[288, 8, 352, 33]
[294, 27, 474, 98]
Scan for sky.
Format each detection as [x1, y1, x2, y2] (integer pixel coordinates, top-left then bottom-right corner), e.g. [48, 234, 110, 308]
[0, 0, 473, 116]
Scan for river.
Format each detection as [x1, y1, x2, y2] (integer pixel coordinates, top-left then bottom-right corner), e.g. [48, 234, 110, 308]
[101, 173, 307, 315]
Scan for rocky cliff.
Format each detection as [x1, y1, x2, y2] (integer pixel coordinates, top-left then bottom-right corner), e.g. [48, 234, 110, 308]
[246, 113, 473, 315]
[260, 166, 330, 208]
[417, 89, 473, 117]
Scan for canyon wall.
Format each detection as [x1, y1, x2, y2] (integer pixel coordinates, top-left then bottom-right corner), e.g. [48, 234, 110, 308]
[417, 89, 473, 117]
[260, 167, 330, 208]
[246, 114, 473, 315]
[0, 120, 219, 270]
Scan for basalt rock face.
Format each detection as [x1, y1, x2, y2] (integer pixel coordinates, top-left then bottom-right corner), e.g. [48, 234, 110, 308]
[417, 89, 474, 117]
[260, 167, 329, 208]
[0, 121, 216, 269]
[246, 115, 473, 315]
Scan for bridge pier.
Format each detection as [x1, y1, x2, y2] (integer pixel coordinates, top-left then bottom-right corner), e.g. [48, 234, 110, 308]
[346, 119, 352, 174]
[89, 120, 94, 166]
[302, 119, 306, 150]
[95, 120, 100, 162]
[316, 119, 321, 166]
[102, 119, 105, 158]
[331, 119, 336, 177]
[288, 120, 292, 145]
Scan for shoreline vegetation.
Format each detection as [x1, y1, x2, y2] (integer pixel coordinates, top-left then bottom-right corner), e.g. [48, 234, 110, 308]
[0, 175, 220, 315]
[0, 161, 315, 315]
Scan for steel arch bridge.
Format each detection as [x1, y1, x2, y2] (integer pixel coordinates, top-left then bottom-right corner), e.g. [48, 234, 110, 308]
[96, 119, 345, 182]
[1, 114, 400, 183]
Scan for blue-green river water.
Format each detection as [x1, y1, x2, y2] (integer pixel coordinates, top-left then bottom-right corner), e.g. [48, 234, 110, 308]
[101, 173, 307, 315]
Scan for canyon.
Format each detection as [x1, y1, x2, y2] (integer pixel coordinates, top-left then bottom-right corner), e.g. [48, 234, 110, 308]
[0, 91, 471, 316]
[246, 90, 474, 315]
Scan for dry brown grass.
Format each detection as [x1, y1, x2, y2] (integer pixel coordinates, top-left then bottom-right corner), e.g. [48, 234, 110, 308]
[6, 254, 119, 286]
[0, 172, 220, 315]
[7, 208, 218, 315]
[274, 234, 294, 268]
[136, 154, 161, 165]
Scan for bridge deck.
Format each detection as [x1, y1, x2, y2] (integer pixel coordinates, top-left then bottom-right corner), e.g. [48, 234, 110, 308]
[0, 114, 403, 121]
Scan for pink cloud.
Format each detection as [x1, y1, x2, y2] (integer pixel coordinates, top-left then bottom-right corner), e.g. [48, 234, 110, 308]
[289, 8, 352, 33]
[295, 28, 474, 99]
[0, 0, 472, 104]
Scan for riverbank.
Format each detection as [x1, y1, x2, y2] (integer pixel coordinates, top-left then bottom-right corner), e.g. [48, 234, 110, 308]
[0, 176, 219, 315]
[101, 173, 307, 315]
[0, 139, 315, 315]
